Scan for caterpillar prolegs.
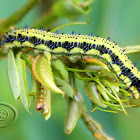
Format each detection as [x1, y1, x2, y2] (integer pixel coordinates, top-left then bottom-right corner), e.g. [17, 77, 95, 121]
[1, 27, 140, 99]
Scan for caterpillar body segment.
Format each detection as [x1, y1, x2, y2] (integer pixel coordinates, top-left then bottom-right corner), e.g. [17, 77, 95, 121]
[1, 28, 140, 99]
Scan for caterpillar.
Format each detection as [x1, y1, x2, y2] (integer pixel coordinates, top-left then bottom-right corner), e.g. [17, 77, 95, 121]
[1, 26, 140, 99]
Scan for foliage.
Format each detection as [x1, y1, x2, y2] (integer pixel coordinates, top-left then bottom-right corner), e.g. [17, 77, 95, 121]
[1, 0, 140, 140]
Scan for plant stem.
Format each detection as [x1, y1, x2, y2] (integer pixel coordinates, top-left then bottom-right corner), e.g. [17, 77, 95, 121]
[0, 0, 39, 29]
[81, 106, 114, 140]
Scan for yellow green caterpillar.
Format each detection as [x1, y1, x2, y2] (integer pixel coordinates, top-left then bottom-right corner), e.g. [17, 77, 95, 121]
[1, 26, 140, 99]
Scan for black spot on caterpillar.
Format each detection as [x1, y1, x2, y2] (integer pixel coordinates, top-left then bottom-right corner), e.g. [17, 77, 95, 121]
[1, 26, 140, 99]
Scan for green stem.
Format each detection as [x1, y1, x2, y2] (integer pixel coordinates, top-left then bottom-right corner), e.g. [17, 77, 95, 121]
[68, 72, 113, 139]
[50, 13, 89, 32]
[50, 21, 87, 32]
[101, 80, 128, 116]
[66, 66, 102, 72]
[81, 106, 114, 140]
[69, 71, 76, 90]
[0, 0, 39, 29]
[21, 53, 33, 70]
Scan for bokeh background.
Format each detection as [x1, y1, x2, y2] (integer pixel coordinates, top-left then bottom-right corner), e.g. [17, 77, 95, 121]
[0, 0, 140, 140]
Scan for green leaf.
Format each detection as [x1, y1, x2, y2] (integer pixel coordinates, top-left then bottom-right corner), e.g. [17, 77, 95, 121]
[30, 76, 37, 95]
[84, 81, 107, 108]
[16, 52, 30, 110]
[32, 52, 64, 95]
[7, 49, 20, 100]
[96, 85, 110, 101]
[52, 60, 69, 82]
[30, 76, 37, 102]
[54, 76, 74, 98]
[65, 92, 82, 135]
[52, 0, 87, 18]
[42, 89, 51, 121]
[83, 58, 110, 71]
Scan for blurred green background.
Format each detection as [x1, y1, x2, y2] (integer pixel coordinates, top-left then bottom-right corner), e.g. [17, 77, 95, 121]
[1, 0, 140, 140]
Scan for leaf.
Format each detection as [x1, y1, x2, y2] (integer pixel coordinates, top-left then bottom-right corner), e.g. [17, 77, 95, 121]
[84, 81, 107, 108]
[65, 92, 82, 135]
[7, 49, 20, 100]
[51, 0, 93, 19]
[30, 76, 37, 95]
[54, 76, 74, 98]
[16, 52, 30, 110]
[52, 60, 69, 82]
[83, 57, 110, 72]
[42, 89, 51, 121]
[52, 1, 81, 18]
[30, 76, 37, 101]
[32, 52, 64, 95]
[96, 85, 110, 101]
[125, 45, 140, 54]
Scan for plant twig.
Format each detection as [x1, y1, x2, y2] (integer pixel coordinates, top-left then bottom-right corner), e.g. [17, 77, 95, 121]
[81, 106, 114, 140]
